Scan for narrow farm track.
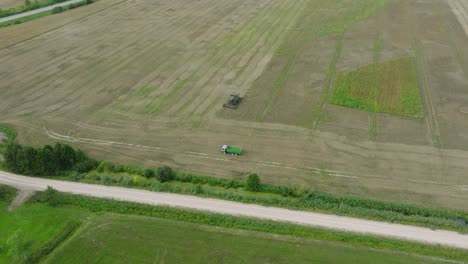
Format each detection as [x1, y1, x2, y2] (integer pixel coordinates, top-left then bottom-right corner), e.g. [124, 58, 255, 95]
[2, 171, 468, 250]
[448, 0, 468, 36]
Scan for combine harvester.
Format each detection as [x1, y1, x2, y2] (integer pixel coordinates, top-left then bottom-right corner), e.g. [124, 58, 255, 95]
[223, 93, 242, 109]
[221, 144, 242, 156]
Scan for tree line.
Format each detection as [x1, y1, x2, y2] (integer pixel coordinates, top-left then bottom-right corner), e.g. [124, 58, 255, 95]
[4, 143, 97, 176]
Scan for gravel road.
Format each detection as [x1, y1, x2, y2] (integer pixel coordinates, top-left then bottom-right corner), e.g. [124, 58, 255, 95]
[1, 170, 468, 250]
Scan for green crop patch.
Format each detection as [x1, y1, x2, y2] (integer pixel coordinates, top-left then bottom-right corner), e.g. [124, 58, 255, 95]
[330, 57, 423, 118]
[45, 214, 448, 264]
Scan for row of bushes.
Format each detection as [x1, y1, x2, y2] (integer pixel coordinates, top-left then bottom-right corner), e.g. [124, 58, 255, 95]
[62, 157, 468, 231]
[4, 143, 97, 176]
[28, 188, 468, 262]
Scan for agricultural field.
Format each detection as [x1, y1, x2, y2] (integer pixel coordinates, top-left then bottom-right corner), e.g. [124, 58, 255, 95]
[0, 0, 23, 9]
[0, 202, 87, 263]
[44, 214, 446, 264]
[1, 0, 468, 211]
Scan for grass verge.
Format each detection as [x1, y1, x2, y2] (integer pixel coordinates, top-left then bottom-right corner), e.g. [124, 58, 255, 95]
[62, 168, 468, 234]
[45, 213, 454, 264]
[29, 189, 468, 262]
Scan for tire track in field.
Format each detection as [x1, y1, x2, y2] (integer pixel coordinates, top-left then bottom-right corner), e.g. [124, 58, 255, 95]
[447, 0, 468, 37]
[43, 127, 361, 179]
[408, 1, 442, 148]
[311, 34, 344, 129]
[443, 0, 468, 79]
[369, 13, 382, 141]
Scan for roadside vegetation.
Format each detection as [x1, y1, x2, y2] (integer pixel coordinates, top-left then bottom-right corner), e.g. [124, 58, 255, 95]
[2, 138, 468, 234]
[330, 57, 423, 118]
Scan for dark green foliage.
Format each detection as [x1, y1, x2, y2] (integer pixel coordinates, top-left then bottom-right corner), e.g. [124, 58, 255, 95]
[157, 166, 174, 182]
[0, 185, 17, 202]
[24, 221, 81, 264]
[4, 143, 96, 176]
[175, 173, 243, 189]
[34, 186, 61, 207]
[245, 174, 260, 192]
[27, 191, 468, 262]
[143, 168, 155, 178]
[51, 6, 63, 14]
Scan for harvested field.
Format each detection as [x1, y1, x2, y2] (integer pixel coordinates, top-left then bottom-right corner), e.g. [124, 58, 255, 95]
[1, 0, 468, 210]
[0, 0, 23, 9]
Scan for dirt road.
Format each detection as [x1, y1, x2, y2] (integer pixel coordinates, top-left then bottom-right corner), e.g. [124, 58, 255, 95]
[1, 171, 468, 250]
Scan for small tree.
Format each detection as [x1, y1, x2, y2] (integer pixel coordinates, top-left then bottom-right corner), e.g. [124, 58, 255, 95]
[245, 173, 261, 192]
[143, 168, 155, 178]
[157, 166, 174, 182]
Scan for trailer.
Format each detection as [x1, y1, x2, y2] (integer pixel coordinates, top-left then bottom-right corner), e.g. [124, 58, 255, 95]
[221, 144, 242, 156]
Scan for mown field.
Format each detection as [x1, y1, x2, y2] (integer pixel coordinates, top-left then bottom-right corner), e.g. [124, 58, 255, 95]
[44, 214, 448, 264]
[1, 0, 468, 211]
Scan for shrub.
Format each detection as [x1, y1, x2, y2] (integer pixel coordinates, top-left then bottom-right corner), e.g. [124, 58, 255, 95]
[144, 168, 155, 178]
[51, 6, 63, 14]
[245, 174, 260, 192]
[157, 166, 174, 182]
[35, 186, 60, 207]
[0, 185, 16, 202]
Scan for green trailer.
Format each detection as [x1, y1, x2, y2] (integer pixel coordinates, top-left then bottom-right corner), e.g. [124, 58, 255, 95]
[221, 144, 242, 156]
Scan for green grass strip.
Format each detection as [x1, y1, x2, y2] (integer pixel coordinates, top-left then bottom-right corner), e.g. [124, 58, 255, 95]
[29, 190, 468, 262]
